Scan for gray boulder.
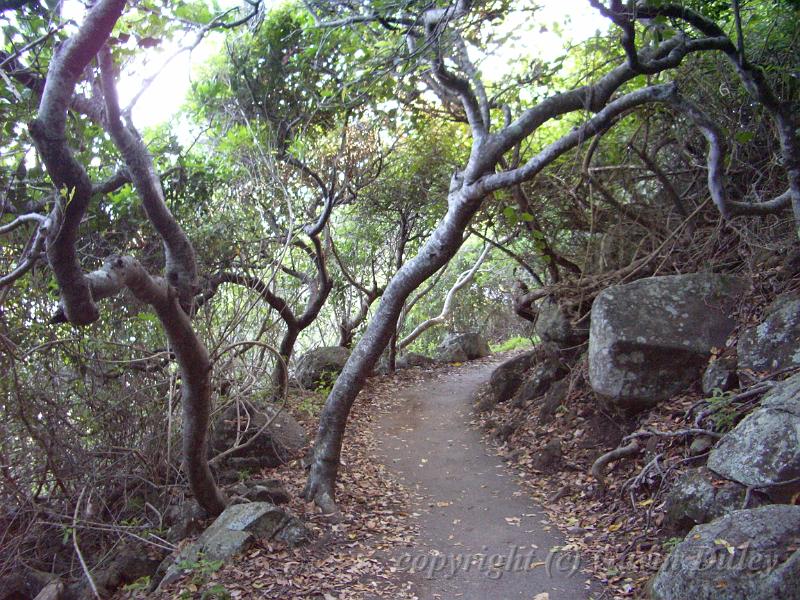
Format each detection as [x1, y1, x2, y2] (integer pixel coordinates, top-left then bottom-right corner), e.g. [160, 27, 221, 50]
[535, 298, 589, 346]
[650, 505, 800, 600]
[707, 373, 800, 501]
[738, 295, 800, 373]
[436, 332, 490, 362]
[157, 502, 309, 590]
[589, 273, 746, 411]
[663, 467, 764, 534]
[486, 350, 540, 407]
[295, 346, 351, 390]
[211, 402, 307, 470]
[164, 500, 208, 543]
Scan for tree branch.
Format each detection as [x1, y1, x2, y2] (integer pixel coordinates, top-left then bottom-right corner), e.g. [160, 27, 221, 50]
[27, 0, 127, 325]
[398, 243, 491, 350]
[668, 94, 792, 218]
[467, 227, 542, 285]
[99, 46, 199, 312]
[476, 83, 679, 194]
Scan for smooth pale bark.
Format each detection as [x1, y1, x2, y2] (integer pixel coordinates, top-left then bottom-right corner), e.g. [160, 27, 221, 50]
[397, 243, 491, 351]
[86, 257, 227, 515]
[23, 0, 227, 515]
[601, 1, 800, 227]
[27, 0, 126, 326]
[304, 84, 684, 510]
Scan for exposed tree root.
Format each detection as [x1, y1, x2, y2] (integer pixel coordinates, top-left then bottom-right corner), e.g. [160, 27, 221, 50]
[591, 439, 641, 493]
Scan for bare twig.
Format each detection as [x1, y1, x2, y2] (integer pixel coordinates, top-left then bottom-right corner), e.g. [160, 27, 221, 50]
[73, 487, 101, 599]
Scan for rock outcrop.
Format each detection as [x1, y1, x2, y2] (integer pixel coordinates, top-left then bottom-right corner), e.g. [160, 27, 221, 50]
[707, 372, 800, 501]
[295, 346, 351, 390]
[211, 402, 307, 470]
[485, 350, 540, 407]
[663, 467, 764, 534]
[650, 505, 800, 600]
[701, 354, 738, 395]
[589, 273, 745, 411]
[511, 350, 568, 408]
[738, 294, 800, 373]
[156, 502, 309, 591]
[534, 298, 589, 346]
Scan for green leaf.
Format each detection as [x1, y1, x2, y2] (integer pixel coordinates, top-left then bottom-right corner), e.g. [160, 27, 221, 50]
[734, 131, 754, 144]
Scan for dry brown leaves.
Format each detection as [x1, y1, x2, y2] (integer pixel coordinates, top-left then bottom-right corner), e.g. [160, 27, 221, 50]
[124, 374, 430, 600]
[472, 354, 716, 600]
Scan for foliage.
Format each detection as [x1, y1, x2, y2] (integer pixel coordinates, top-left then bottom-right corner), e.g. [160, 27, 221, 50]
[176, 556, 228, 599]
[490, 336, 535, 353]
[705, 388, 740, 433]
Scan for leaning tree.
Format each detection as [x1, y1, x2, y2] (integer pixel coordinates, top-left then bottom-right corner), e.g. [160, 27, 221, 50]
[301, 0, 800, 512]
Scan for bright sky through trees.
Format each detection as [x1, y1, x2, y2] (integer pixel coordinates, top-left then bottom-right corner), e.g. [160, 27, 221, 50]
[119, 0, 609, 129]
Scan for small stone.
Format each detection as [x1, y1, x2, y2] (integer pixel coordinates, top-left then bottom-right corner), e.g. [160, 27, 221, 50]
[530, 439, 562, 473]
[245, 479, 291, 504]
[689, 434, 715, 456]
[701, 356, 738, 395]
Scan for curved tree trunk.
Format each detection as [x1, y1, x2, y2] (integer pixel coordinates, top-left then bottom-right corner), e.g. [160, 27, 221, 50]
[302, 4, 712, 513]
[272, 324, 300, 400]
[23, 1, 227, 516]
[303, 182, 484, 512]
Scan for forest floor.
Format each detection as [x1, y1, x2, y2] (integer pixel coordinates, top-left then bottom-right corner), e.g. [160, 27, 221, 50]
[146, 356, 657, 600]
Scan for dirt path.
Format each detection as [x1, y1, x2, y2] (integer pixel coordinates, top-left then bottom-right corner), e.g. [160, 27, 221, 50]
[373, 360, 598, 600]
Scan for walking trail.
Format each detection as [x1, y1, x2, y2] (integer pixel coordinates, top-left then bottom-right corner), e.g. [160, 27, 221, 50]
[373, 359, 598, 600]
